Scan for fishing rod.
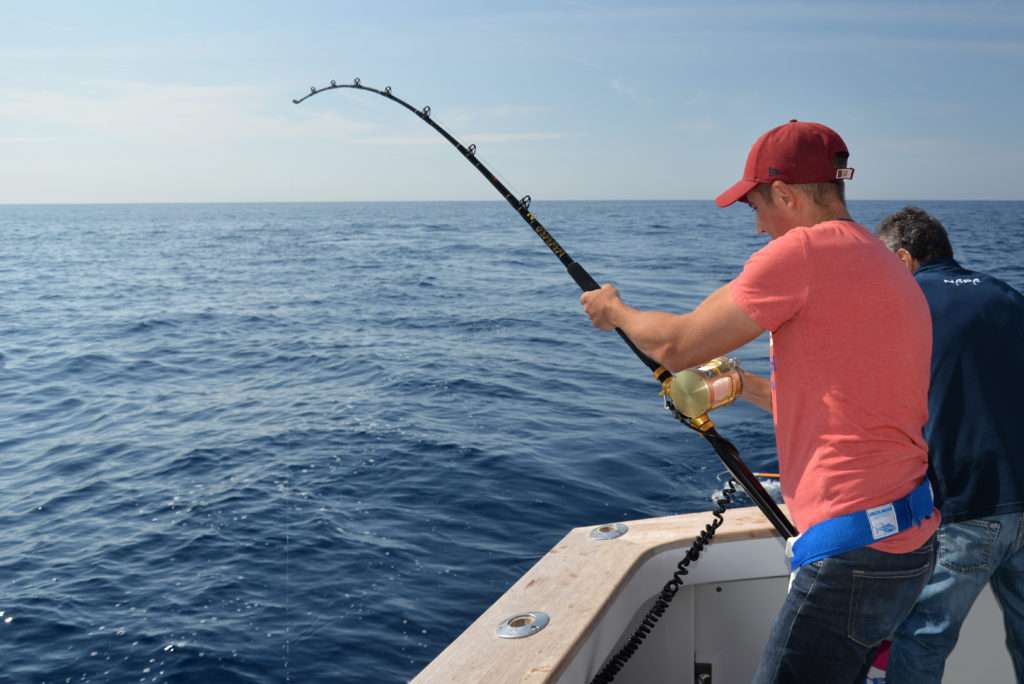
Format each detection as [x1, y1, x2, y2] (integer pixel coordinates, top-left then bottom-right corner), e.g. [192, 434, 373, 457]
[293, 78, 796, 540]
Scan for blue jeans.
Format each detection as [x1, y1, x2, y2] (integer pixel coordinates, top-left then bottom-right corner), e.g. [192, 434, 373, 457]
[753, 535, 936, 684]
[887, 512, 1024, 683]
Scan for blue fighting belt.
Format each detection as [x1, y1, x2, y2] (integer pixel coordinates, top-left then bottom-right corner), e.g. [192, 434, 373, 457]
[790, 479, 934, 571]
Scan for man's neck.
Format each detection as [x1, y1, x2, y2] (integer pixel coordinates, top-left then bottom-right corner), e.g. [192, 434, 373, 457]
[805, 202, 853, 226]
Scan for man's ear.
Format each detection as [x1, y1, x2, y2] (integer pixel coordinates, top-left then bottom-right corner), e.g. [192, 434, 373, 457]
[771, 180, 797, 208]
[895, 248, 917, 274]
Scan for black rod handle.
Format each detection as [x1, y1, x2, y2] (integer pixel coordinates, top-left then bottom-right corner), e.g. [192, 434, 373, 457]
[705, 427, 797, 538]
[567, 261, 665, 374]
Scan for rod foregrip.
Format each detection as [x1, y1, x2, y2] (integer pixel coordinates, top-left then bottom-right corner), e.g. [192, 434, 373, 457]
[566, 261, 599, 291]
[568, 262, 663, 373]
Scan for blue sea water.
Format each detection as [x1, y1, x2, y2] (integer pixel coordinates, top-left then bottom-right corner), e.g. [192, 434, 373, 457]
[1, 200, 1021, 683]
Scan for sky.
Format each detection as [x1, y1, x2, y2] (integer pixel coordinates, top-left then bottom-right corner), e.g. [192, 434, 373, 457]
[1, 0, 1022, 203]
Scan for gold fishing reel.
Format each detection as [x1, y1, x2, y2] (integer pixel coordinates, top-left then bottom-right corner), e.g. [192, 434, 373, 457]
[654, 357, 744, 432]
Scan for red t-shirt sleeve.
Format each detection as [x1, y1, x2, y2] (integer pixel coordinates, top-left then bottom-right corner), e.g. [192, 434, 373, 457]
[729, 229, 810, 332]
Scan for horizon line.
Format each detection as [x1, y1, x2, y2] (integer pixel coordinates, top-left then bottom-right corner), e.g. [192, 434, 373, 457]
[2, 198, 1023, 207]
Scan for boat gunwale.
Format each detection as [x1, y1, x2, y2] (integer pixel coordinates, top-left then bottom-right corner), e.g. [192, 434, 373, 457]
[412, 504, 787, 683]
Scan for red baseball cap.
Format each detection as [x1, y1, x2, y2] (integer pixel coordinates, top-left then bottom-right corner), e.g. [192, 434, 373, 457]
[715, 120, 854, 208]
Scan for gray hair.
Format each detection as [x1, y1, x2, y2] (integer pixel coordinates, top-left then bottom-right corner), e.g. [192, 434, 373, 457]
[876, 206, 954, 263]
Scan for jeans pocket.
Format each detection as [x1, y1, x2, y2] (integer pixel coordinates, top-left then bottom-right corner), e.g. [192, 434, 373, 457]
[848, 559, 932, 648]
[938, 519, 1000, 573]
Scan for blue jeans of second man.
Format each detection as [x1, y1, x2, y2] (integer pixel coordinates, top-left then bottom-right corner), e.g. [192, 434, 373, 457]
[753, 535, 936, 684]
[887, 511, 1024, 683]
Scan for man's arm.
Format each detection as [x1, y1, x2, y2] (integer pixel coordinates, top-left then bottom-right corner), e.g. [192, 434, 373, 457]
[739, 370, 772, 413]
[580, 282, 764, 372]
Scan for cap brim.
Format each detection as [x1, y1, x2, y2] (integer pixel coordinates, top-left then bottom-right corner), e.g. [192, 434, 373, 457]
[715, 179, 758, 208]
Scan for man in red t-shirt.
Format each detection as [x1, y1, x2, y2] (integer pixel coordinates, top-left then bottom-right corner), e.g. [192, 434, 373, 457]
[581, 121, 938, 683]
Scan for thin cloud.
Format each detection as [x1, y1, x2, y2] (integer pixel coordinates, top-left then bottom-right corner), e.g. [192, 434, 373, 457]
[2, 81, 374, 144]
[422, 104, 555, 135]
[0, 136, 61, 144]
[548, 1, 1023, 26]
[2, 82, 563, 150]
[672, 117, 718, 135]
[351, 131, 562, 146]
[463, 131, 562, 143]
[609, 77, 659, 107]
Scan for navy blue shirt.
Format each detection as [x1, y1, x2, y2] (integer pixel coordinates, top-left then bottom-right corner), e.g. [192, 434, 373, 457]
[915, 258, 1024, 523]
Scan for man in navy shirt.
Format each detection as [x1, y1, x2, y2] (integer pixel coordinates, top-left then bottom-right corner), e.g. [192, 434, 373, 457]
[878, 206, 1024, 683]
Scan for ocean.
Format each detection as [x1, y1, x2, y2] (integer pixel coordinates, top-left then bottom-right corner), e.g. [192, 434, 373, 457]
[1, 200, 1021, 682]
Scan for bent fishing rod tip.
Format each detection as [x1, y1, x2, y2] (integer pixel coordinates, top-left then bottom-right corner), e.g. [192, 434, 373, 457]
[292, 76, 373, 105]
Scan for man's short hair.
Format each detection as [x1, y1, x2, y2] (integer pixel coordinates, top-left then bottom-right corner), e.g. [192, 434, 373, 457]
[750, 181, 845, 207]
[798, 179, 846, 205]
[877, 206, 954, 264]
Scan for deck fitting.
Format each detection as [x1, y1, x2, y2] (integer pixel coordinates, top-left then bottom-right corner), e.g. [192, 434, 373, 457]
[496, 611, 550, 639]
[589, 522, 629, 541]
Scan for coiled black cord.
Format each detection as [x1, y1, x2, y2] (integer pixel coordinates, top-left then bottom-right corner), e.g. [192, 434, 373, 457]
[588, 478, 737, 684]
